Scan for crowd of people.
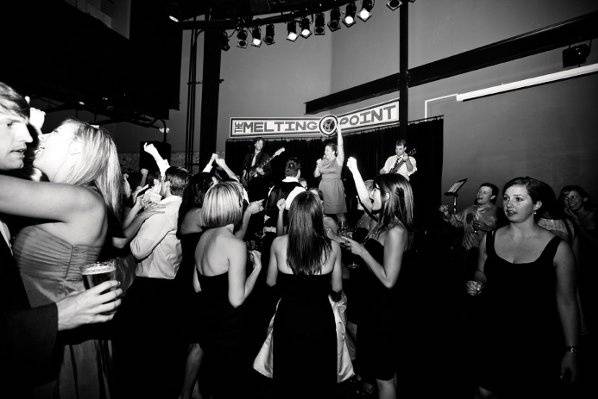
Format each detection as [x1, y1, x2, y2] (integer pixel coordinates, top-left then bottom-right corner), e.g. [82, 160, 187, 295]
[1, 80, 596, 399]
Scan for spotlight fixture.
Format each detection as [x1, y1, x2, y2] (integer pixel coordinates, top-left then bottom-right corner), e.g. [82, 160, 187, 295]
[359, 0, 374, 22]
[386, 0, 401, 10]
[315, 13, 325, 35]
[562, 43, 591, 67]
[264, 23, 275, 45]
[251, 25, 262, 47]
[237, 28, 248, 48]
[168, 15, 179, 23]
[287, 21, 298, 42]
[328, 7, 341, 32]
[300, 16, 312, 38]
[343, 1, 357, 27]
[219, 30, 230, 51]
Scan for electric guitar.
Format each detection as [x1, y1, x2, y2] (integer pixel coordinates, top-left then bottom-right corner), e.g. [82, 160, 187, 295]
[241, 147, 285, 186]
[389, 148, 416, 174]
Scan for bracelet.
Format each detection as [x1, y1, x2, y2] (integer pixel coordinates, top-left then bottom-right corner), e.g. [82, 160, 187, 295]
[564, 345, 579, 354]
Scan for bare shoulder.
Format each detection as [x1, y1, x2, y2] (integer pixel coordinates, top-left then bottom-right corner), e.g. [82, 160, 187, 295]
[272, 235, 288, 251]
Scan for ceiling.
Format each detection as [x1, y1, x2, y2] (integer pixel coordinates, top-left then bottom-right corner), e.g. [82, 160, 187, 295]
[169, 0, 351, 22]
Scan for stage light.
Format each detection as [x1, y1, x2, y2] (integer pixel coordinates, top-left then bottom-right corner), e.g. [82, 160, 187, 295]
[264, 24, 275, 45]
[287, 21, 298, 42]
[168, 15, 179, 23]
[219, 30, 230, 51]
[237, 28, 248, 48]
[328, 7, 341, 32]
[359, 0, 374, 21]
[562, 44, 591, 68]
[315, 13, 325, 35]
[300, 16, 312, 38]
[386, 0, 401, 11]
[343, 1, 357, 27]
[251, 26, 262, 47]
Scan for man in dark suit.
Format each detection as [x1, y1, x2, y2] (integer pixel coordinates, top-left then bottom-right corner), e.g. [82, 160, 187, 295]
[0, 81, 122, 395]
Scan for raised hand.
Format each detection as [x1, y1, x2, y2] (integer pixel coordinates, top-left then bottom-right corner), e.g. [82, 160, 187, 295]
[346, 157, 358, 172]
[276, 198, 286, 211]
[56, 281, 122, 331]
[247, 199, 264, 215]
[143, 142, 160, 158]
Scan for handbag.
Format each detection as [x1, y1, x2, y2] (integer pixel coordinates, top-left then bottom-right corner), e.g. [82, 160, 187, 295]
[252, 294, 354, 382]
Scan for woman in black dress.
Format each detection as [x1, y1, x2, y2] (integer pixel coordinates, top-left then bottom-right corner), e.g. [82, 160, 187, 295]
[343, 157, 413, 399]
[267, 191, 343, 399]
[195, 181, 263, 399]
[467, 177, 579, 398]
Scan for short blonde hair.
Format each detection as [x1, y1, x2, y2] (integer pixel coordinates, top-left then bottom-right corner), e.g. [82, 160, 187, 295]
[200, 181, 244, 228]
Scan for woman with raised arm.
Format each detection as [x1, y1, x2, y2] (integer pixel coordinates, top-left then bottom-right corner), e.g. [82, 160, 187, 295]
[468, 177, 579, 398]
[194, 181, 262, 398]
[343, 157, 413, 399]
[265, 191, 343, 398]
[0, 118, 123, 398]
[314, 125, 347, 227]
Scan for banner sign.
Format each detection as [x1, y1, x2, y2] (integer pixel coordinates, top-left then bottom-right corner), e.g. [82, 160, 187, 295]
[230, 99, 399, 137]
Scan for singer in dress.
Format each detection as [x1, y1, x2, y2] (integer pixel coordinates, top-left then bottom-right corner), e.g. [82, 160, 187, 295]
[314, 126, 347, 227]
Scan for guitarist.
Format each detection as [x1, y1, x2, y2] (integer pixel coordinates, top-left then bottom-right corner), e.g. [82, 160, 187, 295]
[242, 137, 271, 200]
[379, 138, 417, 180]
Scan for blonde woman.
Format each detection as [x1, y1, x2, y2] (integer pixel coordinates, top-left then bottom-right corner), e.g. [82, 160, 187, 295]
[7, 119, 122, 398]
[194, 181, 262, 398]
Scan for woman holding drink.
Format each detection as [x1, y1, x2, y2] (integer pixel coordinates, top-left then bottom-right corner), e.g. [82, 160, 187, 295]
[194, 181, 262, 398]
[342, 157, 413, 399]
[467, 177, 579, 398]
[0, 118, 122, 398]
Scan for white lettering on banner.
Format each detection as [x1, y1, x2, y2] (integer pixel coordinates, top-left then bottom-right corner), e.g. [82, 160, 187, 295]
[230, 99, 399, 137]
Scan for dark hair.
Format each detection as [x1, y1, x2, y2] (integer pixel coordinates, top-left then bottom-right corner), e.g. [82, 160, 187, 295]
[559, 185, 591, 210]
[324, 141, 337, 155]
[284, 157, 301, 177]
[287, 191, 332, 275]
[480, 182, 499, 203]
[503, 177, 550, 219]
[369, 173, 414, 239]
[0, 82, 29, 120]
[177, 172, 214, 235]
[165, 166, 189, 196]
[395, 138, 407, 147]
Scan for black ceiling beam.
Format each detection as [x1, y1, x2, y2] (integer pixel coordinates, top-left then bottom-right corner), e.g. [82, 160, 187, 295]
[305, 10, 598, 114]
[179, 2, 351, 30]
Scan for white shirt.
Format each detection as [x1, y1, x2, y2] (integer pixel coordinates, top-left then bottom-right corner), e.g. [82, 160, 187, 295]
[131, 195, 182, 280]
[381, 155, 417, 180]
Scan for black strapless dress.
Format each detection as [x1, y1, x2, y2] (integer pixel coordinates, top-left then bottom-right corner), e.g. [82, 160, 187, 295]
[198, 272, 250, 399]
[273, 272, 337, 399]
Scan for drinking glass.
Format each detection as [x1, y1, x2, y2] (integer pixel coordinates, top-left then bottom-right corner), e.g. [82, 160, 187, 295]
[81, 260, 117, 290]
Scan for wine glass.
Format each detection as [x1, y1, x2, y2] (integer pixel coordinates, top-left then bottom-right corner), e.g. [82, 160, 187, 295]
[338, 229, 359, 270]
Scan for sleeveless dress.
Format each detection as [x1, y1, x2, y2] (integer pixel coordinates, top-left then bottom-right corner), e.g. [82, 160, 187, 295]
[198, 272, 249, 399]
[318, 158, 347, 214]
[14, 225, 111, 399]
[355, 239, 400, 381]
[177, 232, 204, 343]
[272, 272, 337, 398]
[477, 231, 563, 395]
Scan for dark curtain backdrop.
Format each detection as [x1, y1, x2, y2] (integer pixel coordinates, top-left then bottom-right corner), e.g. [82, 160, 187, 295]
[225, 117, 443, 229]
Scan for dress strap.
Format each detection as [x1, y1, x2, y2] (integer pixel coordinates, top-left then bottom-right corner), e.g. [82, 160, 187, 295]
[538, 235, 562, 264]
[484, 230, 497, 259]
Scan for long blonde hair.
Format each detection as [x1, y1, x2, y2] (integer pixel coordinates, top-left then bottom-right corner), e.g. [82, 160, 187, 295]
[58, 119, 122, 217]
